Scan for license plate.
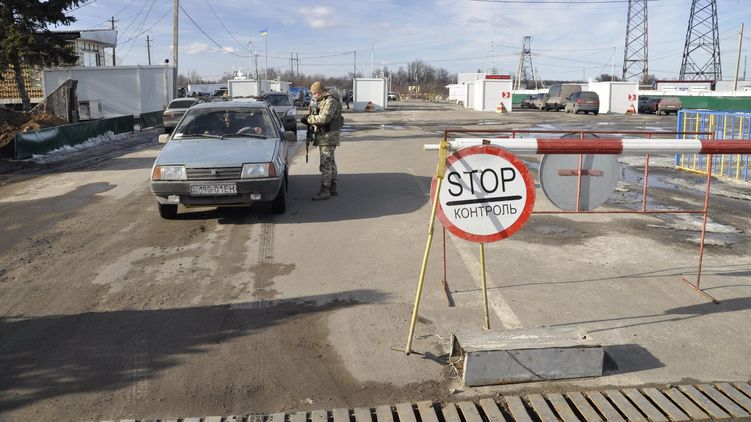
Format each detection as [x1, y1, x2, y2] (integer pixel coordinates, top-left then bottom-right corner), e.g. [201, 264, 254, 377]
[190, 183, 237, 196]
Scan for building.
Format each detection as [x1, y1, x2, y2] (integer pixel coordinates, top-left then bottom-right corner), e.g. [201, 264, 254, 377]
[1, 29, 117, 107]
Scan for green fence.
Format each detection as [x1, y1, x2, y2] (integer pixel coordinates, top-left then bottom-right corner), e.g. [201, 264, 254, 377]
[649, 95, 751, 111]
[13, 115, 134, 160]
[139, 110, 164, 130]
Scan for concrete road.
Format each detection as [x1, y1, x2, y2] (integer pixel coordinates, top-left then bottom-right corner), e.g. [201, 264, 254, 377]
[0, 102, 749, 421]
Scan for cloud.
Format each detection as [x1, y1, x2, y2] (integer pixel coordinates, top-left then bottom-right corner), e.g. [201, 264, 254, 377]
[299, 5, 338, 29]
[183, 42, 211, 55]
[466, 17, 489, 25]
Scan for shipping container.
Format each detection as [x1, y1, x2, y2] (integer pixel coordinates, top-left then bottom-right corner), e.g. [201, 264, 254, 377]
[353, 78, 387, 111]
[42, 65, 174, 118]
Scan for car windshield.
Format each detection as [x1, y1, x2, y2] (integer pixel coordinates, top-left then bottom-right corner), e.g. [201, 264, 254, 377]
[262, 95, 291, 106]
[168, 99, 198, 109]
[172, 107, 277, 139]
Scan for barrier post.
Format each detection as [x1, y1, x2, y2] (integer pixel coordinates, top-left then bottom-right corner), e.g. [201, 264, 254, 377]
[480, 243, 490, 330]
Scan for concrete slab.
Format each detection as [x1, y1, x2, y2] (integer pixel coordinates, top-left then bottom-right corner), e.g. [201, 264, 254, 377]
[451, 327, 603, 386]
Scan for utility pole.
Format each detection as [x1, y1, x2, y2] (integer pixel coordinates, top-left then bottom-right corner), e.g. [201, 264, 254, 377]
[744, 55, 748, 81]
[296, 53, 300, 77]
[514, 36, 536, 89]
[146, 35, 152, 65]
[248, 41, 254, 78]
[490, 41, 495, 74]
[353, 50, 357, 79]
[172, 0, 179, 98]
[734, 23, 744, 91]
[370, 42, 374, 78]
[110, 17, 116, 66]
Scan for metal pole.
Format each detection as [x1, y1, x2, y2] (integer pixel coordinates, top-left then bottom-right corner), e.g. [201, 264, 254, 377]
[480, 243, 490, 330]
[353, 50, 357, 78]
[248, 41, 253, 78]
[734, 23, 744, 91]
[405, 176, 444, 354]
[264, 35, 268, 80]
[146, 35, 151, 65]
[405, 136, 450, 354]
[370, 42, 374, 77]
[172, 0, 179, 98]
[111, 17, 116, 66]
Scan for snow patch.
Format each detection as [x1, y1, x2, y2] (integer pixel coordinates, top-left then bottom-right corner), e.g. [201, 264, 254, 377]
[29, 131, 131, 164]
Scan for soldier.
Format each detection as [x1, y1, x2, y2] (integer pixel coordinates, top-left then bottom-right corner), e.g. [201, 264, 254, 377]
[301, 81, 343, 201]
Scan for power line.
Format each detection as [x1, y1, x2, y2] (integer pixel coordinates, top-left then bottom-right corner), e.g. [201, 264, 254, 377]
[179, 4, 249, 59]
[203, 0, 250, 53]
[67, 0, 102, 12]
[117, 8, 170, 45]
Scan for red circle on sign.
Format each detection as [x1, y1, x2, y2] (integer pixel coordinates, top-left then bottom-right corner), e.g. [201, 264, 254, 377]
[431, 145, 536, 243]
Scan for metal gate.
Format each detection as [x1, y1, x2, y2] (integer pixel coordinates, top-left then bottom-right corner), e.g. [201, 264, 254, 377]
[676, 110, 751, 181]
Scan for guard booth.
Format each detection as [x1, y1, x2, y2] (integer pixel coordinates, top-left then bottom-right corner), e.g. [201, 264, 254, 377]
[587, 81, 639, 114]
[472, 75, 513, 112]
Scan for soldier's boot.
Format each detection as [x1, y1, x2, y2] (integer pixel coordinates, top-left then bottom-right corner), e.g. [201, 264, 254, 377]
[312, 184, 331, 201]
[330, 181, 338, 196]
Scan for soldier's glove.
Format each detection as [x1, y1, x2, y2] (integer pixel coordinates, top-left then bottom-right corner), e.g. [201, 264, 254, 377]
[301, 115, 310, 125]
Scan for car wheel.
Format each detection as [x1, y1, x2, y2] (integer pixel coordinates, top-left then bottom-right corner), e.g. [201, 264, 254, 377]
[272, 178, 287, 214]
[158, 202, 177, 219]
[593, 111, 599, 115]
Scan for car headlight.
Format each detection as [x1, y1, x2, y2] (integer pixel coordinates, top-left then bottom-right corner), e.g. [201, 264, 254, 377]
[286, 108, 296, 116]
[242, 163, 276, 178]
[152, 165, 187, 181]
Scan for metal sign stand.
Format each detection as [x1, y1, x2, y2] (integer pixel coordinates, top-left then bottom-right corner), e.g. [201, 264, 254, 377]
[405, 137, 449, 354]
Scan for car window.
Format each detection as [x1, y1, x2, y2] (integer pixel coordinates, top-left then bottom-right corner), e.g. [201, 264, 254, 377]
[262, 95, 292, 106]
[580, 92, 598, 99]
[173, 107, 277, 138]
[168, 99, 198, 109]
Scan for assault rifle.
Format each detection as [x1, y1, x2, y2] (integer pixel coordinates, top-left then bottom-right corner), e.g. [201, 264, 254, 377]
[305, 123, 314, 163]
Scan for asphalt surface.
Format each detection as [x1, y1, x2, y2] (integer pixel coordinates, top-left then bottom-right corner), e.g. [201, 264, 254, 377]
[0, 102, 749, 421]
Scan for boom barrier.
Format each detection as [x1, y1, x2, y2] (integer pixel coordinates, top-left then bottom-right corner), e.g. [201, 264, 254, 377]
[406, 129, 751, 353]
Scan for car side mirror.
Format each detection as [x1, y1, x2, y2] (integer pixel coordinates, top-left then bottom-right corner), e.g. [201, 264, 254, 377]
[158, 134, 170, 144]
[283, 131, 297, 142]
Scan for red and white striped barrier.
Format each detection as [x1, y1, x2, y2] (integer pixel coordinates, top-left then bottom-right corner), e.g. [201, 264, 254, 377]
[424, 138, 751, 155]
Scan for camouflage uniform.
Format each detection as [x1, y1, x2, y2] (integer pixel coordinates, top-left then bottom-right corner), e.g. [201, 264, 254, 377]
[306, 91, 342, 190]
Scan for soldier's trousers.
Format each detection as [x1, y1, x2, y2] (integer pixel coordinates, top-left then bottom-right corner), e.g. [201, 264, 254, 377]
[319, 145, 338, 188]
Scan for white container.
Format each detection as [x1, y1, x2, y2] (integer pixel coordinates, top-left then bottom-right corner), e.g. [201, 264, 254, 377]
[43, 65, 173, 118]
[269, 80, 290, 92]
[458, 73, 487, 84]
[472, 77, 513, 112]
[466, 81, 475, 109]
[353, 78, 387, 111]
[228, 79, 270, 98]
[587, 81, 639, 114]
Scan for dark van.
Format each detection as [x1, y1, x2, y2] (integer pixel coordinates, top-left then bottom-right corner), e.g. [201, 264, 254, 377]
[544, 83, 582, 111]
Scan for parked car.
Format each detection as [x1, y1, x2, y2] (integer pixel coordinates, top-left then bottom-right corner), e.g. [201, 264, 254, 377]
[387, 91, 398, 101]
[639, 96, 659, 114]
[163, 98, 200, 133]
[151, 101, 296, 219]
[212, 87, 228, 97]
[257, 92, 297, 132]
[657, 97, 682, 115]
[520, 95, 537, 109]
[544, 83, 582, 111]
[564, 91, 600, 115]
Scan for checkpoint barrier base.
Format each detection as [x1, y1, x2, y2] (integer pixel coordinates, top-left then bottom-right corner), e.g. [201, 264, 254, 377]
[450, 327, 604, 386]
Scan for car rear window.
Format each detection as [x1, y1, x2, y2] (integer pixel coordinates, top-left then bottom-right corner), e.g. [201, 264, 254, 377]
[580, 92, 599, 99]
[169, 99, 198, 109]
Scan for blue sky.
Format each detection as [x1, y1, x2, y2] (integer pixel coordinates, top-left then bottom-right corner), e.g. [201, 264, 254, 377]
[66, 0, 751, 82]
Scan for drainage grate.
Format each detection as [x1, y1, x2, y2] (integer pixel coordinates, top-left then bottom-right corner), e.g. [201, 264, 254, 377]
[99, 381, 751, 422]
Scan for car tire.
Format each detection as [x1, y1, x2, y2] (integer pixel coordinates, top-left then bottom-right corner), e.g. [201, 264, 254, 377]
[158, 202, 178, 219]
[593, 111, 599, 115]
[272, 179, 287, 214]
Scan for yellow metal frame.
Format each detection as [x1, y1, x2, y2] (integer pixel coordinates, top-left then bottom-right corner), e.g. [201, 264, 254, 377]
[676, 111, 749, 181]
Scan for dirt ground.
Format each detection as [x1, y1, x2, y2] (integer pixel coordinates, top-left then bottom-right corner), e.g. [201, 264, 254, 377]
[0, 108, 67, 149]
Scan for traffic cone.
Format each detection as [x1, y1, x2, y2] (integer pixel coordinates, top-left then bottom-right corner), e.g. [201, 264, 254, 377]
[626, 103, 636, 114]
[496, 101, 508, 113]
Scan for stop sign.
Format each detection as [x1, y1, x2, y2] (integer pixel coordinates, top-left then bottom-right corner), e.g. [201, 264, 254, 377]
[432, 145, 535, 243]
